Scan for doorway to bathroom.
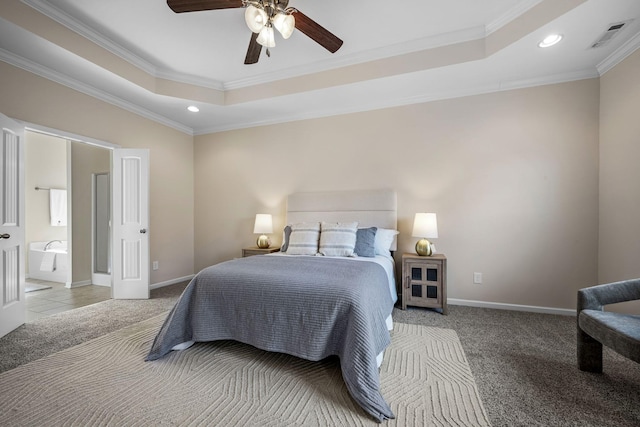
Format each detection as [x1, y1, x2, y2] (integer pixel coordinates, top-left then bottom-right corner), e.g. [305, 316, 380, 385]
[0, 114, 150, 336]
[25, 131, 111, 320]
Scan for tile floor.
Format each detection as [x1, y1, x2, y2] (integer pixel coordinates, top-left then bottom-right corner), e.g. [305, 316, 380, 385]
[25, 279, 111, 322]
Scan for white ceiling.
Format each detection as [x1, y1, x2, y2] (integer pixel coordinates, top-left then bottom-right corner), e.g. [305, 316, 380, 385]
[1, 0, 639, 135]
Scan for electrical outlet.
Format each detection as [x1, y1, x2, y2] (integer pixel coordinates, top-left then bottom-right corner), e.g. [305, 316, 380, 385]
[473, 272, 482, 284]
[152, 261, 159, 271]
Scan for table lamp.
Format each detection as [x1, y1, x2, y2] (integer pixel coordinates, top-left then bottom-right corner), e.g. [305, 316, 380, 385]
[412, 213, 438, 256]
[253, 214, 273, 249]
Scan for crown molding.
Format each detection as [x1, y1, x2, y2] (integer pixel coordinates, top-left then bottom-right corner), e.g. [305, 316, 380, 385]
[231, 0, 544, 91]
[21, 0, 226, 91]
[21, 0, 539, 93]
[597, 30, 640, 76]
[21, 0, 157, 76]
[223, 26, 487, 90]
[0, 47, 194, 135]
[195, 69, 599, 135]
[155, 69, 226, 91]
[19, 0, 558, 96]
[6, 1, 603, 138]
[20, 0, 488, 92]
[24, 0, 460, 93]
[486, 0, 544, 35]
[2, 40, 599, 139]
[496, 69, 599, 91]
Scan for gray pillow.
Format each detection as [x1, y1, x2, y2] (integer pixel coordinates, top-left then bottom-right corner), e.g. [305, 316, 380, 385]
[354, 227, 377, 257]
[280, 225, 292, 252]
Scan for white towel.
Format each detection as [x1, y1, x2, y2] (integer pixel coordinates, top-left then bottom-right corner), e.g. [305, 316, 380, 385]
[50, 189, 67, 226]
[40, 252, 57, 272]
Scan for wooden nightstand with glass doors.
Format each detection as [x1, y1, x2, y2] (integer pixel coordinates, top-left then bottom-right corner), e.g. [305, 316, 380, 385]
[401, 253, 448, 314]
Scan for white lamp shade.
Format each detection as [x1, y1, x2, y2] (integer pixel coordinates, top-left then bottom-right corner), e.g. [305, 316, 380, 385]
[273, 13, 295, 39]
[256, 25, 276, 47]
[245, 5, 268, 33]
[253, 214, 273, 234]
[412, 213, 438, 238]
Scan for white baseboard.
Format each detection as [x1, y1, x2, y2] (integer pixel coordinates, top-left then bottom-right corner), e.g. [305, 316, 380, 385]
[150, 275, 194, 290]
[66, 280, 92, 289]
[58, 275, 194, 291]
[448, 298, 576, 316]
[91, 273, 111, 287]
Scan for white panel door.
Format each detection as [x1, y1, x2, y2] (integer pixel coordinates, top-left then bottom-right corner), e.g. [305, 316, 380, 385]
[112, 149, 149, 299]
[0, 113, 25, 338]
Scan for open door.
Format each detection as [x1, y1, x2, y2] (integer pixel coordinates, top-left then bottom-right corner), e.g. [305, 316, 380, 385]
[112, 149, 149, 299]
[0, 113, 25, 338]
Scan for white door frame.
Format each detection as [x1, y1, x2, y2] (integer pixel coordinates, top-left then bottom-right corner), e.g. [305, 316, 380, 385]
[24, 123, 119, 290]
[20, 121, 149, 299]
[65, 140, 73, 288]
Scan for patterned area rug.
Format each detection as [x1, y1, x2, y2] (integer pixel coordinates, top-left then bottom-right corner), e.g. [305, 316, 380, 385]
[0, 314, 490, 426]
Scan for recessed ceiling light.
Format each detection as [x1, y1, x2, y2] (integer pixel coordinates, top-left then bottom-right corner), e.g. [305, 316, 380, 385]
[538, 34, 563, 48]
[187, 105, 200, 113]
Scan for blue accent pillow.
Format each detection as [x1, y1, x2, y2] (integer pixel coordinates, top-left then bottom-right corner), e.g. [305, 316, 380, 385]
[354, 227, 377, 257]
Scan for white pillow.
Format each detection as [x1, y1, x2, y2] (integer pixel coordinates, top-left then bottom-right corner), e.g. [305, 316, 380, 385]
[285, 222, 320, 255]
[374, 228, 399, 257]
[319, 221, 358, 257]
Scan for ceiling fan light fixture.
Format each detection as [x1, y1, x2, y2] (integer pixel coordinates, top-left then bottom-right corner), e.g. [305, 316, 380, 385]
[245, 5, 268, 33]
[167, 0, 343, 64]
[257, 25, 276, 47]
[273, 12, 295, 39]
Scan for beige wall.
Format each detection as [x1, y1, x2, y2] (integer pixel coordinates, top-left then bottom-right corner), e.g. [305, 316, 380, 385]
[71, 142, 110, 284]
[0, 61, 195, 285]
[599, 49, 640, 313]
[25, 131, 67, 272]
[599, 48, 640, 283]
[194, 79, 600, 310]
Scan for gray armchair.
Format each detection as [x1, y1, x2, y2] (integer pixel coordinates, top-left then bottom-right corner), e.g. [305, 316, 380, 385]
[577, 278, 640, 372]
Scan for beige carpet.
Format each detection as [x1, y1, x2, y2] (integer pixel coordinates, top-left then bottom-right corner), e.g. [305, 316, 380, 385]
[0, 314, 490, 426]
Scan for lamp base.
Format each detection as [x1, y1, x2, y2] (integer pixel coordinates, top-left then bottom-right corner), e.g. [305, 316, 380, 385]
[257, 235, 271, 249]
[415, 239, 434, 256]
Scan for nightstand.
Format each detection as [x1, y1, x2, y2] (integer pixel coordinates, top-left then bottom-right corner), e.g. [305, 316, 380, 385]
[242, 247, 280, 257]
[402, 253, 448, 314]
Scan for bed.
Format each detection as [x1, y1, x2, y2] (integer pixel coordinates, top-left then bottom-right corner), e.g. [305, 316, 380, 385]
[146, 189, 398, 421]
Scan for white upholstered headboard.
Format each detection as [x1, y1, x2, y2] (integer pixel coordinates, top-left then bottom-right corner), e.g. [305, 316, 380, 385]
[286, 189, 398, 250]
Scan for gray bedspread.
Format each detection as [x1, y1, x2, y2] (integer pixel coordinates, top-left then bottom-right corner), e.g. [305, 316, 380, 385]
[146, 255, 395, 421]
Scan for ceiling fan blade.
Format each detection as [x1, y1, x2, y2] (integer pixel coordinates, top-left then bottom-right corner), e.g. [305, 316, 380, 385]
[244, 32, 262, 64]
[292, 10, 343, 53]
[167, 0, 243, 13]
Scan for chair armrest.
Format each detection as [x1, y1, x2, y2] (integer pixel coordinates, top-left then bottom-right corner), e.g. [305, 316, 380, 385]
[578, 278, 640, 311]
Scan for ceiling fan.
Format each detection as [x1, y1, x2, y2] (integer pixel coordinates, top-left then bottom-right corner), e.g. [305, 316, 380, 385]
[167, 0, 344, 64]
